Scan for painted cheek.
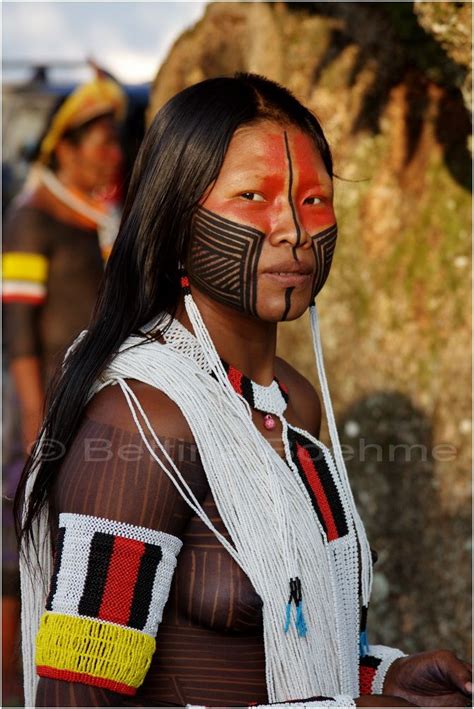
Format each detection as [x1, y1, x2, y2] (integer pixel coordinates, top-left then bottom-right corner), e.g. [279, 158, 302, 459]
[302, 203, 336, 233]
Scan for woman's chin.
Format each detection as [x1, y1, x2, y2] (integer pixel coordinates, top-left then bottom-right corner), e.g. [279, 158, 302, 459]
[255, 294, 313, 322]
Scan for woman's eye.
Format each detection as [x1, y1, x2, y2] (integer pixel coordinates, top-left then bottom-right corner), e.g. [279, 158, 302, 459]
[240, 192, 265, 202]
[304, 196, 323, 205]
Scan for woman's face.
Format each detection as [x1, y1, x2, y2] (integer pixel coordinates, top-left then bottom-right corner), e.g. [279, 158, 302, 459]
[187, 120, 337, 322]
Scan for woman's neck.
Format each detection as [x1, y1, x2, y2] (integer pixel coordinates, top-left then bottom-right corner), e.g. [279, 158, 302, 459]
[175, 288, 278, 386]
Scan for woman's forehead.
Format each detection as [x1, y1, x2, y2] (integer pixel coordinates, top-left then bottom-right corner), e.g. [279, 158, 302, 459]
[221, 122, 329, 179]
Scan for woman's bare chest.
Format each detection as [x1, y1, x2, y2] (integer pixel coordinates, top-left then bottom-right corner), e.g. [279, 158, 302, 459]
[165, 490, 264, 634]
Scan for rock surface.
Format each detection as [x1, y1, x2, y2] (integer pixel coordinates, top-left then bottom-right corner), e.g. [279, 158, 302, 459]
[149, 2, 471, 658]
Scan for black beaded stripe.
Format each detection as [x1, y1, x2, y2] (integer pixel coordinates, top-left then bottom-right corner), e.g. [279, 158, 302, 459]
[287, 427, 348, 540]
[128, 543, 163, 630]
[275, 697, 333, 705]
[212, 360, 288, 413]
[218, 361, 255, 407]
[46, 526, 66, 610]
[241, 372, 255, 408]
[78, 532, 114, 617]
[359, 654, 382, 670]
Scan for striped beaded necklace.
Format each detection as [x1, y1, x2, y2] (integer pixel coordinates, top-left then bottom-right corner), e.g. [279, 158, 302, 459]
[219, 360, 289, 431]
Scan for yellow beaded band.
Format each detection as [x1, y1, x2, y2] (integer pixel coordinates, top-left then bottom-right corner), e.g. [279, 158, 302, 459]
[2, 252, 49, 304]
[36, 611, 155, 695]
[2, 252, 49, 283]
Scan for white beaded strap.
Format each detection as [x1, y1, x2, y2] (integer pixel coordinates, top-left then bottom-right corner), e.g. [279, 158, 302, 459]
[116, 378, 244, 569]
[367, 645, 408, 695]
[310, 303, 373, 607]
[183, 291, 298, 581]
[254, 701, 355, 708]
[187, 699, 355, 708]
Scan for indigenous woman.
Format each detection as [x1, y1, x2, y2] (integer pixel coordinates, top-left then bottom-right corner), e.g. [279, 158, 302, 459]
[15, 74, 472, 708]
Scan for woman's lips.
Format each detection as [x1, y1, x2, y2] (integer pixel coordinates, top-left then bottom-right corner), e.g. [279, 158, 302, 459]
[262, 272, 312, 287]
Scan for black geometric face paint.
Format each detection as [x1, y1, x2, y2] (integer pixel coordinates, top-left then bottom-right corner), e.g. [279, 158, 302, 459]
[284, 131, 302, 261]
[281, 286, 295, 321]
[282, 131, 304, 320]
[310, 223, 338, 301]
[187, 206, 265, 316]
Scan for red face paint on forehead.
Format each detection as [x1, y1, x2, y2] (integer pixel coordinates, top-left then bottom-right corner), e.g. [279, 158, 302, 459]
[201, 123, 335, 236]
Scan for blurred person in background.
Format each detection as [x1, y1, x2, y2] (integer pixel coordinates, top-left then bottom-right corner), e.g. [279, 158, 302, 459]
[2, 76, 125, 704]
[3, 76, 125, 442]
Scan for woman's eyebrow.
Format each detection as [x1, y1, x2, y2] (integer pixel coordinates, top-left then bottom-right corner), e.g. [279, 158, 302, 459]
[226, 168, 280, 178]
[227, 171, 331, 184]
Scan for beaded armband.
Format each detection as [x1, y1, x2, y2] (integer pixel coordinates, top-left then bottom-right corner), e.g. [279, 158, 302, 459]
[188, 698, 355, 708]
[359, 645, 407, 695]
[35, 513, 182, 695]
[2, 251, 49, 304]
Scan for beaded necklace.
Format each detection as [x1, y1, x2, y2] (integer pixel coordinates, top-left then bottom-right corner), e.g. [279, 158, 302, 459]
[219, 360, 289, 430]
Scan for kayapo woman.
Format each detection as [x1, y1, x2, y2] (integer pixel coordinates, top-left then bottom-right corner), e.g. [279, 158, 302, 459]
[15, 73, 472, 708]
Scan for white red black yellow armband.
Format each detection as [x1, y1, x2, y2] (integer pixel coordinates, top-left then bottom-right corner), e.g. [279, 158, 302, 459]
[2, 251, 49, 304]
[359, 644, 407, 695]
[35, 513, 182, 695]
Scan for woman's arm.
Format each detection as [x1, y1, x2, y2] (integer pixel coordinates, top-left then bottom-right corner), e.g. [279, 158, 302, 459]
[35, 380, 207, 707]
[2, 207, 51, 450]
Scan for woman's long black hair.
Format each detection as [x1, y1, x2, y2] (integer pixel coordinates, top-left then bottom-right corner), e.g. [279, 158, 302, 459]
[14, 72, 333, 554]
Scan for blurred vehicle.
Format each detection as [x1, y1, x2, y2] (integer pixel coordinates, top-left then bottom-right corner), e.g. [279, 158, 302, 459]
[2, 61, 149, 212]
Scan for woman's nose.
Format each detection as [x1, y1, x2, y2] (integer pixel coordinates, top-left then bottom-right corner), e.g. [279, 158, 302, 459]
[268, 199, 312, 249]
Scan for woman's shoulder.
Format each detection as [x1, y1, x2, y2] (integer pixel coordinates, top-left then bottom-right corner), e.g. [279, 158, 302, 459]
[84, 378, 195, 442]
[275, 357, 321, 438]
[51, 378, 206, 538]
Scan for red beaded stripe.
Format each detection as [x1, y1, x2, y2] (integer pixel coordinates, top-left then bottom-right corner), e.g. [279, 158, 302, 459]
[359, 665, 377, 694]
[228, 365, 243, 395]
[36, 666, 137, 695]
[98, 537, 145, 625]
[359, 654, 381, 694]
[2, 293, 44, 305]
[295, 442, 339, 542]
